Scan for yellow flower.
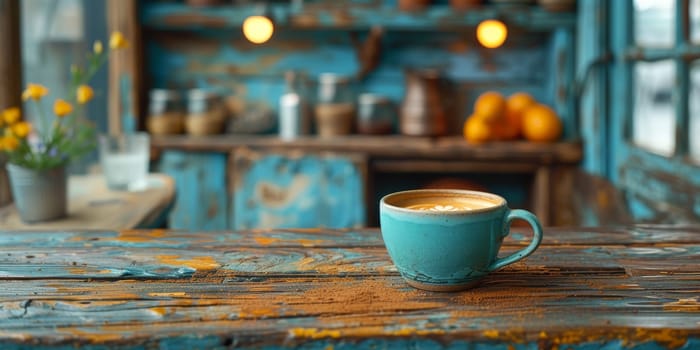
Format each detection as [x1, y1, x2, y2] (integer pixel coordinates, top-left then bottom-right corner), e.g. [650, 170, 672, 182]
[93, 40, 103, 55]
[2, 107, 20, 125]
[109, 31, 128, 50]
[53, 99, 73, 117]
[1, 136, 19, 151]
[76, 85, 94, 104]
[21, 83, 49, 101]
[11, 122, 32, 138]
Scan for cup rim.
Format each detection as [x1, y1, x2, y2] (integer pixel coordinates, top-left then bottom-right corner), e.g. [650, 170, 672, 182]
[380, 189, 506, 215]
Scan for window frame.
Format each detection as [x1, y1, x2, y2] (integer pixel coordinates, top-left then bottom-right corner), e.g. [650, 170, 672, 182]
[608, 0, 700, 222]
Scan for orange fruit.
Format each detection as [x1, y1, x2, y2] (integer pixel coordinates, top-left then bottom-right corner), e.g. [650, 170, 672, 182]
[521, 104, 563, 142]
[497, 92, 536, 140]
[463, 114, 494, 144]
[494, 108, 522, 140]
[507, 92, 536, 114]
[474, 91, 506, 123]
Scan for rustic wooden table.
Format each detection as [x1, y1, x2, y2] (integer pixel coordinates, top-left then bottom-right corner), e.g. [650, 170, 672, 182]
[0, 226, 698, 349]
[0, 173, 175, 230]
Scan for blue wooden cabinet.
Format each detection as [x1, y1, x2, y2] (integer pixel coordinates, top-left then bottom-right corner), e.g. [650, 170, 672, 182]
[156, 151, 229, 229]
[231, 147, 367, 230]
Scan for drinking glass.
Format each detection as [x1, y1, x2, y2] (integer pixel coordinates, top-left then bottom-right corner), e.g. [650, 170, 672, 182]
[98, 132, 150, 191]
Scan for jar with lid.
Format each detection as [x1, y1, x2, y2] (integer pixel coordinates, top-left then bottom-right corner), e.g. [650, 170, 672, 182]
[147, 89, 185, 135]
[357, 93, 396, 135]
[185, 89, 226, 136]
[314, 73, 356, 137]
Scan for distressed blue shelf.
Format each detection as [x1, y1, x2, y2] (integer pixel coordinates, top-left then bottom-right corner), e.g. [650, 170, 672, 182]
[140, 3, 576, 31]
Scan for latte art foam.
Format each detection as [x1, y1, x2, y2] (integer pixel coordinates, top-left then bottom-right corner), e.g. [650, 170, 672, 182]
[406, 204, 472, 211]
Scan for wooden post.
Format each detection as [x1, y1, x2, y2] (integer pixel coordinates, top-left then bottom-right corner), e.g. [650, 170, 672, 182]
[107, 0, 141, 135]
[0, 0, 22, 206]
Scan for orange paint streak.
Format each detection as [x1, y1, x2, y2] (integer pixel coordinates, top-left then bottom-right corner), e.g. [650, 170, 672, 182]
[239, 306, 281, 319]
[663, 298, 700, 312]
[115, 229, 168, 243]
[67, 267, 88, 274]
[148, 292, 188, 297]
[149, 307, 168, 316]
[60, 328, 127, 343]
[156, 255, 220, 271]
[254, 236, 279, 245]
[289, 328, 341, 339]
[298, 239, 324, 247]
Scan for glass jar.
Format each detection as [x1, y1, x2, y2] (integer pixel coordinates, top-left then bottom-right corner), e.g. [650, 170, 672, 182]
[357, 93, 396, 135]
[147, 89, 185, 135]
[185, 89, 226, 136]
[314, 73, 356, 137]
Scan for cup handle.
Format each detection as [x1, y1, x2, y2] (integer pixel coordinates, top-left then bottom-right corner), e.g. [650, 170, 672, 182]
[488, 209, 543, 272]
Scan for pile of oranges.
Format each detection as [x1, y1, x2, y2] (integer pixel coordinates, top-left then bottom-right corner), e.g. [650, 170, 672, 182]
[463, 91, 563, 144]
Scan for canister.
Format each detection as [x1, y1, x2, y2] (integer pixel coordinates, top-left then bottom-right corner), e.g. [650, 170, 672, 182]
[185, 89, 226, 136]
[147, 89, 185, 135]
[357, 93, 396, 135]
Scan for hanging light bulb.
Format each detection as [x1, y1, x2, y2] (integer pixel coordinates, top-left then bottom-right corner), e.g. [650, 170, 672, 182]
[476, 19, 507, 49]
[243, 8, 274, 44]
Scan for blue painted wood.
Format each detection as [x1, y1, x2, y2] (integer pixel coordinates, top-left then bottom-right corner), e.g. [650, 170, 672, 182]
[156, 150, 228, 229]
[232, 148, 366, 229]
[607, 0, 700, 222]
[140, 0, 578, 136]
[140, 2, 577, 31]
[550, 27, 576, 140]
[0, 227, 699, 348]
[577, 0, 609, 177]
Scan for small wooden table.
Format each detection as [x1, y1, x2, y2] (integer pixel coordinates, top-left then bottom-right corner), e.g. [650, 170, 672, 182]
[0, 226, 698, 349]
[0, 173, 175, 230]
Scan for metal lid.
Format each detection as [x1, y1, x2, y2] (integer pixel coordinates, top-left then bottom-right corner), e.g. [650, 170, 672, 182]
[359, 93, 391, 105]
[187, 89, 219, 101]
[319, 73, 351, 84]
[149, 89, 181, 101]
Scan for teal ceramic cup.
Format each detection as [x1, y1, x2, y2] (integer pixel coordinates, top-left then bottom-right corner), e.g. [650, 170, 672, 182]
[380, 189, 543, 292]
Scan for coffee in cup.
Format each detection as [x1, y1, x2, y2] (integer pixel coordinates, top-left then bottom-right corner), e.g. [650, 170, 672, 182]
[380, 189, 543, 292]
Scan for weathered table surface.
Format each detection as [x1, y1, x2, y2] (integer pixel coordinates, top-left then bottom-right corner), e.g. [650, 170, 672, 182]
[0, 226, 698, 349]
[0, 173, 175, 230]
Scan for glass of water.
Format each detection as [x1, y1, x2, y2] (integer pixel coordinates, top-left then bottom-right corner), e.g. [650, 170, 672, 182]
[98, 132, 150, 191]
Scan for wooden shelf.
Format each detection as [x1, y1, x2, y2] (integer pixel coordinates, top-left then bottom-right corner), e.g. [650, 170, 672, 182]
[150, 135, 583, 164]
[140, 3, 576, 31]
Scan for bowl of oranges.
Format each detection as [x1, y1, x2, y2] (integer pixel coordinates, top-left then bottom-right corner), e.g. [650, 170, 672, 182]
[463, 91, 563, 144]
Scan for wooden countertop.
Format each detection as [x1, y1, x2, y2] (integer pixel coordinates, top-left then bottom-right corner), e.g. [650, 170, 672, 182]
[151, 135, 584, 164]
[0, 225, 698, 348]
[0, 173, 175, 230]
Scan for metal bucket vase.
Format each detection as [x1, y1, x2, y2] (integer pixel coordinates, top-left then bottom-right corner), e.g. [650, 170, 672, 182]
[6, 163, 67, 223]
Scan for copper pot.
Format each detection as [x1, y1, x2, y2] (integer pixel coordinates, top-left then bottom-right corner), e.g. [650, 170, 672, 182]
[400, 68, 455, 136]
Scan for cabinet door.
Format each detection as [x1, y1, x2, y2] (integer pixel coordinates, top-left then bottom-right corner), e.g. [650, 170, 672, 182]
[231, 147, 367, 230]
[157, 151, 228, 230]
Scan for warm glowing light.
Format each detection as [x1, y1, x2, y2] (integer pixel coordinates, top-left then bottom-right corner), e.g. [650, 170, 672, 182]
[476, 19, 507, 49]
[242, 15, 274, 44]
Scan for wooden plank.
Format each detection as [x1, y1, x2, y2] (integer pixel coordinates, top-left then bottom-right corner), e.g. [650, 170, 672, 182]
[0, 227, 699, 348]
[107, 0, 142, 134]
[139, 2, 577, 30]
[1, 228, 700, 279]
[1, 226, 699, 250]
[0, 174, 174, 230]
[372, 160, 540, 173]
[156, 151, 228, 230]
[0, 0, 21, 207]
[151, 136, 584, 163]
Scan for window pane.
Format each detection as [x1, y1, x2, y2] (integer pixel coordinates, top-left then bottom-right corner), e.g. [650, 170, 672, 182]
[634, 0, 675, 47]
[633, 60, 676, 156]
[690, 61, 700, 162]
[693, 0, 700, 43]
